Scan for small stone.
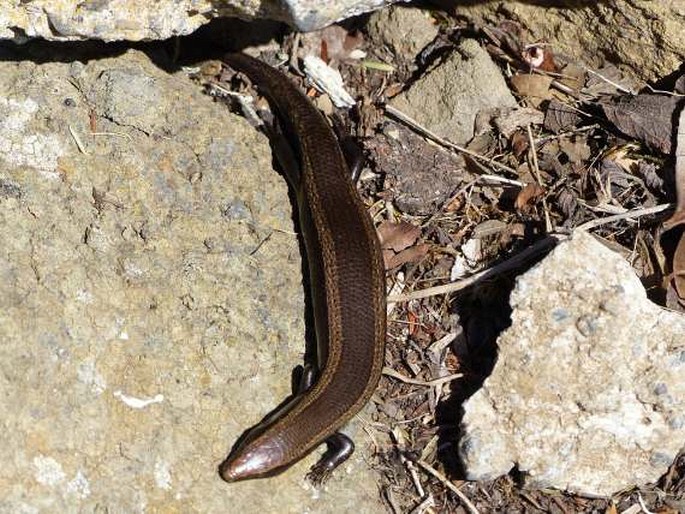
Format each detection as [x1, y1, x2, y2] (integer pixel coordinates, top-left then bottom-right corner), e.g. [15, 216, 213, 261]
[389, 39, 517, 146]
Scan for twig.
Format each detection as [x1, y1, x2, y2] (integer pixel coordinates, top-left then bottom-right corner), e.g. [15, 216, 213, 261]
[575, 203, 674, 232]
[409, 495, 435, 514]
[480, 174, 525, 187]
[584, 66, 636, 95]
[68, 125, 88, 155]
[644, 85, 685, 97]
[387, 236, 560, 302]
[415, 460, 480, 514]
[385, 105, 520, 176]
[208, 81, 263, 127]
[91, 131, 134, 141]
[382, 367, 463, 387]
[526, 123, 552, 233]
[535, 123, 599, 145]
[636, 492, 656, 514]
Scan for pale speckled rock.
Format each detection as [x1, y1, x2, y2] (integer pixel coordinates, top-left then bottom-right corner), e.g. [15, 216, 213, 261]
[452, 0, 685, 84]
[389, 39, 517, 146]
[458, 232, 685, 498]
[0, 49, 384, 512]
[0, 0, 405, 41]
[366, 5, 439, 60]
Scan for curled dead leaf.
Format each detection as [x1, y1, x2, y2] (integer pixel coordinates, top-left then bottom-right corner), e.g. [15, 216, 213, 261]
[511, 130, 529, 158]
[385, 243, 430, 270]
[515, 183, 546, 213]
[378, 221, 428, 270]
[378, 220, 421, 253]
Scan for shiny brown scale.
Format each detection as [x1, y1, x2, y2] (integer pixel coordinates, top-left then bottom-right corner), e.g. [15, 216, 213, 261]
[219, 53, 386, 482]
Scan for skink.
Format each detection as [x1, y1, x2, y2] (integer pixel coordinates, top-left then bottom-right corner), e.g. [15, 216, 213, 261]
[219, 53, 386, 482]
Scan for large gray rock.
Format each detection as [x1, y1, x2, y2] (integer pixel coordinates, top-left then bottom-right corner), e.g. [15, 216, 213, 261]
[0, 49, 383, 512]
[0, 0, 404, 41]
[459, 232, 685, 498]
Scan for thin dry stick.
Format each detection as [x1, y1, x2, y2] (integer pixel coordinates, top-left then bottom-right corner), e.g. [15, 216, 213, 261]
[415, 460, 480, 514]
[526, 123, 553, 233]
[480, 174, 525, 187]
[409, 495, 435, 514]
[387, 236, 560, 303]
[382, 367, 463, 387]
[390, 428, 427, 499]
[68, 126, 88, 154]
[584, 66, 636, 95]
[385, 105, 520, 176]
[575, 203, 674, 232]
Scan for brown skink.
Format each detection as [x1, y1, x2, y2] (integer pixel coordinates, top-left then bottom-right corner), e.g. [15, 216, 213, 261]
[219, 53, 386, 482]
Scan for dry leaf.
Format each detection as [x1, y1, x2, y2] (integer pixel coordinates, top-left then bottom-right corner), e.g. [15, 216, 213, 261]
[510, 74, 554, 107]
[378, 221, 421, 253]
[559, 137, 591, 164]
[378, 221, 426, 269]
[515, 183, 545, 212]
[494, 107, 545, 138]
[444, 194, 465, 213]
[511, 130, 529, 158]
[557, 63, 585, 92]
[544, 100, 582, 134]
[600, 94, 681, 154]
[585, 64, 632, 96]
[385, 244, 430, 270]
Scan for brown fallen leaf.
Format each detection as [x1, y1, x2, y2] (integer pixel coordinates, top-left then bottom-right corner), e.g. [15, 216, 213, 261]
[378, 220, 421, 253]
[511, 130, 529, 158]
[559, 136, 591, 164]
[600, 94, 682, 154]
[385, 243, 430, 271]
[515, 183, 545, 213]
[378, 220, 426, 270]
[510, 74, 554, 107]
[543, 99, 583, 134]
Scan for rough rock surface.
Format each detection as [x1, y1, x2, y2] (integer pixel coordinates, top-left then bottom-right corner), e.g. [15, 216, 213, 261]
[366, 5, 439, 61]
[452, 0, 685, 84]
[389, 39, 517, 146]
[0, 49, 384, 512]
[459, 232, 685, 498]
[0, 0, 403, 41]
